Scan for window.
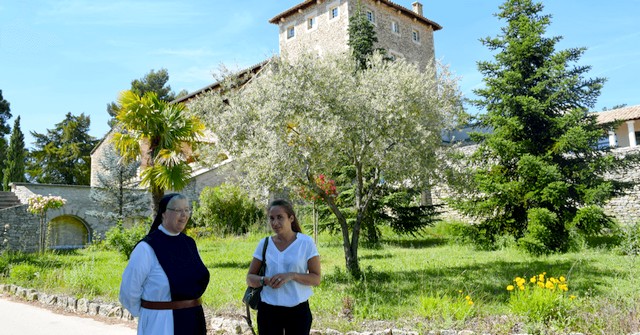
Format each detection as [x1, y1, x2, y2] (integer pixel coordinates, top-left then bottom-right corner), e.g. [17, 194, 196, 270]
[391, 21, 400, 35]
[388, 50, 404, 61]
[366, 10, 375, 24]
[287, 26, 295, 39]
[412, 29, 420, 43]
[307, 16, 317, 30]
[329, 6, 339, 19]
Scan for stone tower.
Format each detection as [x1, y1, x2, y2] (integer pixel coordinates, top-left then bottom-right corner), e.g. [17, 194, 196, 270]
[269, 0, 442, 71]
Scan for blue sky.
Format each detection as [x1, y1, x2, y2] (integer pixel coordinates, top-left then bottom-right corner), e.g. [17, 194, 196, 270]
[1, 0, 639, 148]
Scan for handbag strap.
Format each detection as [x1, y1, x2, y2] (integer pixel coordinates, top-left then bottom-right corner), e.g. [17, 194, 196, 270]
[258, 237, 268, 275]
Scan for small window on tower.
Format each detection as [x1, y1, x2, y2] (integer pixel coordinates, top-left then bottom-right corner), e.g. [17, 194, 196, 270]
[391, 21, 400, 35]
[287, 26, 295, 39]
[412, 29, 420, 43]
[366, 10, 375, 24]
[330, 6, 339, 20]
[307, 16, 317, 30]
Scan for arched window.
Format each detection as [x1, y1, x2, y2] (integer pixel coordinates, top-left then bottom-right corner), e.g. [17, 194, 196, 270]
[48, 215, 90, 250]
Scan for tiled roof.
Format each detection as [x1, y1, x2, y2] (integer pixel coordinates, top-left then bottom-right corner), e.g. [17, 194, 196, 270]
[171, 59, 271, 105]
[269, 0, 442, 31]
[594, 105, 640, 124]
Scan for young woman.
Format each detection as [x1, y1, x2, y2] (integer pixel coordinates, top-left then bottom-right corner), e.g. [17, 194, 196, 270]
[120, 193, 210, 334]
[246, 199, 321, 335]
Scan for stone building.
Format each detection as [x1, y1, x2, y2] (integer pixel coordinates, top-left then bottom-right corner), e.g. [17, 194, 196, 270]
[595, 105, 640, 149]
[270, 0, 441, 71]
[594, 105, 640, 224]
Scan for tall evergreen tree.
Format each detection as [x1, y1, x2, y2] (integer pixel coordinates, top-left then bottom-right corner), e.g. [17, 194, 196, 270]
[88, 145, 149, 222]
[347, 3, 378, 71]
[3, 116, 26, 190]
[450, 0, 631, 254]
[0, 90, 13, 183]
[28, 112, 97, 185]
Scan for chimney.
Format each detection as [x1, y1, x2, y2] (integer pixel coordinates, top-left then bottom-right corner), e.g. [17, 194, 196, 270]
[412, 1, 423, 16]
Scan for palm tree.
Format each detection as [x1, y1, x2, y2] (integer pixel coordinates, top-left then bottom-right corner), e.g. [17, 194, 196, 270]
[112, 90, 205, 214]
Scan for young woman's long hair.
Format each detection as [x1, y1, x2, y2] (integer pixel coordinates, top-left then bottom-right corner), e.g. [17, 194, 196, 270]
[268, 199, 302, 233]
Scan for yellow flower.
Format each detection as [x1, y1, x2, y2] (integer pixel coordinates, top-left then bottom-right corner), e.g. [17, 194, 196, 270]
[558, 284, 568, 291]
[530, 276, 536, 283]
[458, 290, 463, 294]
[559, 276, 566, 282]
[507, 285, 515, 291]
[537, 282, 545, 288]
[569, 295, 576, 300]
[465, 295, 471, 300]
[545, 281, 555, 290]
[467, 300, 474, 305]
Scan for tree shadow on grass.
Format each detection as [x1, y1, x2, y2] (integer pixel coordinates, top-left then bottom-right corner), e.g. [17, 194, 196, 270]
[210, 261, 249, 270]
[382, 237, 448, 249]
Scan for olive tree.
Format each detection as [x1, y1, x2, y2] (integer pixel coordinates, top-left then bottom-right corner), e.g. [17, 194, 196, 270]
[189, 53, 463, 277]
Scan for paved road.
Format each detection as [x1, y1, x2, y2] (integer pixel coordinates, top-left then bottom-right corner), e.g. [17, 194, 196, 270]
[0, 296, 136, 334]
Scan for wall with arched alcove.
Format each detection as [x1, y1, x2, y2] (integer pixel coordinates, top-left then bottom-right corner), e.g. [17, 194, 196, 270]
[47, 215, 90, 250]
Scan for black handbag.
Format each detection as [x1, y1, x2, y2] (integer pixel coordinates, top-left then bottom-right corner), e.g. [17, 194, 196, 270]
[243, 237, 268, 309]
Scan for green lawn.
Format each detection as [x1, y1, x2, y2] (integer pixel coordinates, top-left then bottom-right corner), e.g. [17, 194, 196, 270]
[1, 225, 639, 334]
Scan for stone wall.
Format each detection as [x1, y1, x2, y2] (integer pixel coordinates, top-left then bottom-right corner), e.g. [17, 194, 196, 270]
[431, 145, 640, 226]
[12, 183, 112, 237]
[602, 146, 640, 225]
[0, 205, 38, 252]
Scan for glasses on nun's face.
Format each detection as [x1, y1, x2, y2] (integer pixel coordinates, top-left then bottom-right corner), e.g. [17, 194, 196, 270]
[166, 208, 192, 216]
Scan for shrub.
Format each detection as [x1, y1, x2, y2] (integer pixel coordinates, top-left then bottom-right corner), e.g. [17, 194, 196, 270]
[519, 208, 563, 255]
[571, 205, 617, 236]
[192, 183, 264, 236]
[104, 220, 149, 259]
[616, 223, 640, 255]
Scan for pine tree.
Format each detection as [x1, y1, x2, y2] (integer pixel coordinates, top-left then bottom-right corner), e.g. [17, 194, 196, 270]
[28, 112, 97, 185]
[347, 3, 378, 71]
[451, 0, 630, 254]
[3, 116, 26, 190]
[88, 144, 149, 223]
[0, 90, 12, 183]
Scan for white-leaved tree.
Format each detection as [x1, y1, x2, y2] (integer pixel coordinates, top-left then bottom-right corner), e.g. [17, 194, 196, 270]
[189, 53, 464, 277]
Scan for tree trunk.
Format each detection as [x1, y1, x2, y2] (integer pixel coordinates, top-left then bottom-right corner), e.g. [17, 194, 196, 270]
[38, 214, 46, 253]
[324, 197, 362, 278]
[151, 187, 164, 217]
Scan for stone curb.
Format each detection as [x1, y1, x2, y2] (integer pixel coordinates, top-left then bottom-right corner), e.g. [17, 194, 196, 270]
[7, 284, 634, 335]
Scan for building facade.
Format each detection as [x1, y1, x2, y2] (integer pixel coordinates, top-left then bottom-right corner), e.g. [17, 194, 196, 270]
[270, 0, 441, 71]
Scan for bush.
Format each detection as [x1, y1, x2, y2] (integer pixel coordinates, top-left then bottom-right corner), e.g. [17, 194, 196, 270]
[519, 208, 564, 255]
[105, 221, 149, 259]
[616, 223, 640, 255]
[572, 205, 617, 236]
[192, 183, 264, 236]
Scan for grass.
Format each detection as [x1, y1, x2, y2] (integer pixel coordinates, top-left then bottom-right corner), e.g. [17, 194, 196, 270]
[1, 223, 640, 334]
